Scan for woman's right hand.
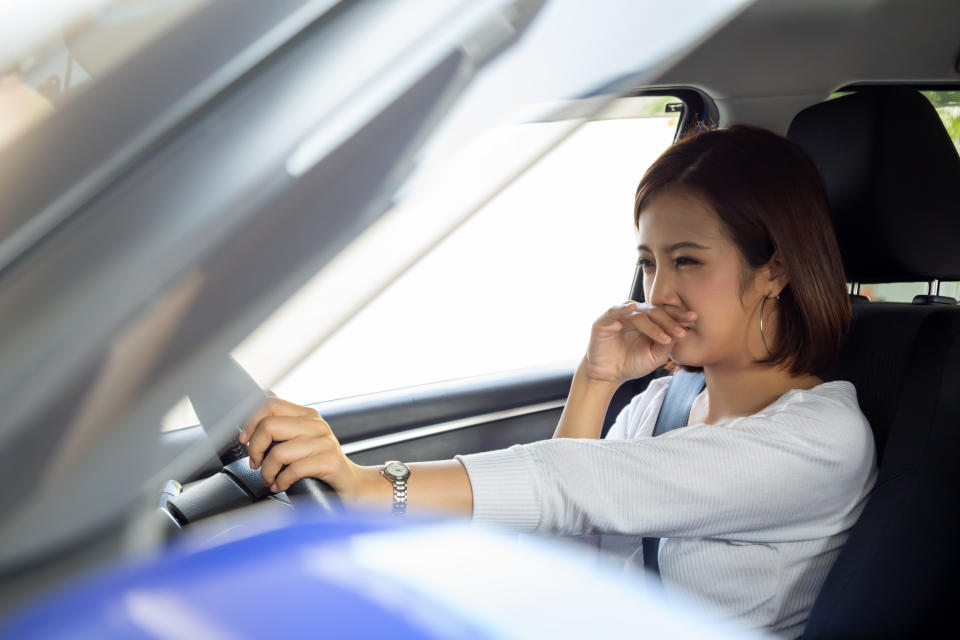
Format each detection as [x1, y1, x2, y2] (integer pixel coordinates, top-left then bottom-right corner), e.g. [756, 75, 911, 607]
[582, 301, 697, 384]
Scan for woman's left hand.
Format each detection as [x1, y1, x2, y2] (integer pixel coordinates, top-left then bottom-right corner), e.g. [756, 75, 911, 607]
[238, 396, 369, 500]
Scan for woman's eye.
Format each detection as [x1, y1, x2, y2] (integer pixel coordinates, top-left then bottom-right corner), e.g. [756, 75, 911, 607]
[637, 256, 698, 270]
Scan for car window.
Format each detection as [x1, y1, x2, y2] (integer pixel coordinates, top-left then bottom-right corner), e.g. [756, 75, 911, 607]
[830, 89, 960, 303]
[225, 95, 683, 409]
[921, 90, 960, 153]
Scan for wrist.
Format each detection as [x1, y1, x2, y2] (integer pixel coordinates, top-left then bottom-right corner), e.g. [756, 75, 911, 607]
[346, 464, 393, 511]
[577, 357, 622, 393]
[553, 360, 620, 439]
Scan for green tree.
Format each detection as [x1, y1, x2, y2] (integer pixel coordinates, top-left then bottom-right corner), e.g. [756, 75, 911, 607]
[920, 90, 960, 155]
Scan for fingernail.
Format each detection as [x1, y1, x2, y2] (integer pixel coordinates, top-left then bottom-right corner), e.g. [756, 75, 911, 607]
[270, 483, 279, 493]
[658, 333, 672, 343]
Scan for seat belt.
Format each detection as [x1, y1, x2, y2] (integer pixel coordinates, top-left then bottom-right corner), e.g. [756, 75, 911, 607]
[641, 370, 706, 581]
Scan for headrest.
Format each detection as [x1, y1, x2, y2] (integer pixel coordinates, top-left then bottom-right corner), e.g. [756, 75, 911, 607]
[787, 88, 960, 283]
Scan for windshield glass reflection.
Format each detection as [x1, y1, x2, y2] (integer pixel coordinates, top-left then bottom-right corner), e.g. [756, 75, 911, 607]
[0, 0, 208, 150]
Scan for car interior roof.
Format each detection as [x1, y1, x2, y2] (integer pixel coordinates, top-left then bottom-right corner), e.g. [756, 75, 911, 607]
[646, 0, 960, 133]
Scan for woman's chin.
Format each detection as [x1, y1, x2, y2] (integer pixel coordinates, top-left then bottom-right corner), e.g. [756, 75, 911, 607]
[668, 342, 704, 369]
[669, 357, 703, 369]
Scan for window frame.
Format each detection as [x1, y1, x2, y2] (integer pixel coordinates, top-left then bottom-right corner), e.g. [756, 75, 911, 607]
[626, 87, 714, 303]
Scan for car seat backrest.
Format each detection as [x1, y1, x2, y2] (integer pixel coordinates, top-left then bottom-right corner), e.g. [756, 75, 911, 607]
[788, 87, 960, 638]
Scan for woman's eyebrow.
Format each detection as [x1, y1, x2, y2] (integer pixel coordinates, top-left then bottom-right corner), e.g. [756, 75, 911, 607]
[637, 241, 712, 253]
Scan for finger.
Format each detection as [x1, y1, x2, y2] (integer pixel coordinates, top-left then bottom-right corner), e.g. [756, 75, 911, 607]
[249, 415, 331, 469]
[240, 396, 319, 442]
[619, 301, 646, 315]
[594, 301, 645, 330]
[660, 305, 698, 324]
[630, 305, 689, 338]
[248, 415, 331, 469]
[239, 396, 319, 443]
[605, 301, 644, 319]
[623, 309, 674, 344]
[648, 306, 690, 338]
[272, 458, 334, 494]
[611, 301, 696, 322]
[260, 436, 331, 487]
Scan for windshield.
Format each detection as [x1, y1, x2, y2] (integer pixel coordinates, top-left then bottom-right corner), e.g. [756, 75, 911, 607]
[0, 0, 752, 575]
[0, 0, 210, 150]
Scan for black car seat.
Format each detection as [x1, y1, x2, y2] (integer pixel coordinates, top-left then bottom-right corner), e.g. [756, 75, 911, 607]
[787, 87, 960, 637]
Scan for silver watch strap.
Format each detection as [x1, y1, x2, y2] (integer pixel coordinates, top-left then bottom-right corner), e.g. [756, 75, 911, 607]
[392, 479, 407, 515]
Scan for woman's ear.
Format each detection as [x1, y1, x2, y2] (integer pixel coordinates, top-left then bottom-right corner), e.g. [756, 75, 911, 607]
[763, 251, 789, 297]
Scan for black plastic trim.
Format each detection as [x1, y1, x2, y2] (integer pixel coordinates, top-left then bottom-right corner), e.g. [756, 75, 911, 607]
[308, 363, 577, 444]
[622, 87, 716, 304]
[627, 87, 716, 141]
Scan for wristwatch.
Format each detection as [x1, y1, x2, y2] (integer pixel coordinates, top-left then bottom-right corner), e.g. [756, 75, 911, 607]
[380, 460, 410, 515]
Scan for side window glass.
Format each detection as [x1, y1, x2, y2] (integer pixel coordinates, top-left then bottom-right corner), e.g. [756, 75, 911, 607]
[259, 96, 683, 405]
[921, 90, 960, 153]
[857, 281, 960, 303]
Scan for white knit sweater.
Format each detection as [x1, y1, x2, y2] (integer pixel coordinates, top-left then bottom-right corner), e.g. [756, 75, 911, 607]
[455, 376, 878, 638]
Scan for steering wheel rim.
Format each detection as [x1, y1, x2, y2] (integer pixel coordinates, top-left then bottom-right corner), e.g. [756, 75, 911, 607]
[188, 356, 342, 515]
[222, 454, 342, 514]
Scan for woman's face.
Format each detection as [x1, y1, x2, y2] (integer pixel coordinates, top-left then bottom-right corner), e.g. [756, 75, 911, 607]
[636, 189, 777, 369]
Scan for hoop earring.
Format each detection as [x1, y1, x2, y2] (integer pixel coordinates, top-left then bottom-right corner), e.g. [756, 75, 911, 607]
[759, 295, 780, 357]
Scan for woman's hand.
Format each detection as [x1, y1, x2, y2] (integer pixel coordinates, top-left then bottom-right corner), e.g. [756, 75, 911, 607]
[238, 396, 369, 501]
[583, 301, 697, 384]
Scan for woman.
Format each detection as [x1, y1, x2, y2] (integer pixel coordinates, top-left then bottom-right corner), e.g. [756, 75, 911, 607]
[239, 124, 878, 638]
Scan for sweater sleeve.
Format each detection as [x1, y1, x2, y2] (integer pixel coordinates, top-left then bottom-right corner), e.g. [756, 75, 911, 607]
[455, 390, 876, 542]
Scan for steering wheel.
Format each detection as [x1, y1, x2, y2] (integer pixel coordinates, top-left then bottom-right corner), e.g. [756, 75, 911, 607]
[220, 453, 341, 513]
[187, 356, 341, 516]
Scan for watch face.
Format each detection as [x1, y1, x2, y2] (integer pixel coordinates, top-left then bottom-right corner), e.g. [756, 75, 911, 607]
[385, 461, 409, 480]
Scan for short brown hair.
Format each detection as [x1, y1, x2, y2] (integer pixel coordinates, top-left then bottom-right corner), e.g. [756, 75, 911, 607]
[634, 123, 850, 376]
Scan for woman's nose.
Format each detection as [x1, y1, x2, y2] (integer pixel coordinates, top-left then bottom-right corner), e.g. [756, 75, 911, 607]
[646, 270, 681, 307]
